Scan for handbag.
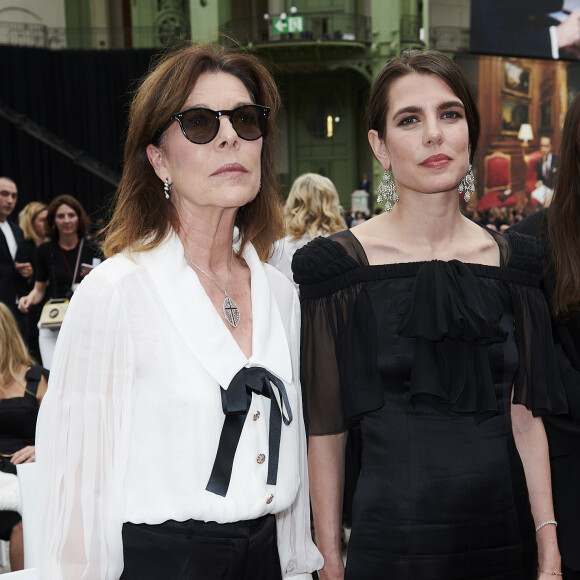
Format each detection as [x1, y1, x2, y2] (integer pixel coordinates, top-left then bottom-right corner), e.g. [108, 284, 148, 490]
[39, 298, 69, 329]
[39, 239, 84, 329]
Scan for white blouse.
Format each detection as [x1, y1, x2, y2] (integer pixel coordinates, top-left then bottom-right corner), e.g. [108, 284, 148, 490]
[35, 231, 323, 579]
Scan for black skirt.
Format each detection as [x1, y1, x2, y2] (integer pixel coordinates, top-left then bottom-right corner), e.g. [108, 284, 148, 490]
[120, 514, 283, 580]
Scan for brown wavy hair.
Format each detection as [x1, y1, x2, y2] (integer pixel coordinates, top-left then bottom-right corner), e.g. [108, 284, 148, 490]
[101, 43, 283, 261]
[46, 195, 90, 242]
[547, 92, 580, 321]
[367, 50, 479, 162]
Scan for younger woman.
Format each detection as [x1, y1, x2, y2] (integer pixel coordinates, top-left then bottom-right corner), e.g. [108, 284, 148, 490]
[295, 50, 564, 580]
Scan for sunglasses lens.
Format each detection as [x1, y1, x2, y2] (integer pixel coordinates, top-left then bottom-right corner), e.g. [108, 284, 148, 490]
[180, 109, 218, 144]
[177, 105, 268, 144]
[231, 105, 267, 141]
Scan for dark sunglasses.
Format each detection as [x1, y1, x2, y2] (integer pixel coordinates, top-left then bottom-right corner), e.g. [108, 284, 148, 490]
[157, 104, 270, 145]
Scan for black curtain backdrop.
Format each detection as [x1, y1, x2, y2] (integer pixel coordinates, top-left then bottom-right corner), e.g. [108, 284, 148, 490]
[0, 45, 159, 221]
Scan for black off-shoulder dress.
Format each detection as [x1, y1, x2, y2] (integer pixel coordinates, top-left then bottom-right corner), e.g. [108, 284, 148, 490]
[293, 228, 566, 580]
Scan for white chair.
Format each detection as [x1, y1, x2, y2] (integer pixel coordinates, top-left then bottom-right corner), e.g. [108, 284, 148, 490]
[0, 568, 38, 578]
[1, 538, 9, 568]
[15, 463, 37, 570]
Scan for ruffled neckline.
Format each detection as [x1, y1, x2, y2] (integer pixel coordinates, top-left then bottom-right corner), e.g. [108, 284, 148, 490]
[293, 229, 544, 299]
[398, 260, 507, 422]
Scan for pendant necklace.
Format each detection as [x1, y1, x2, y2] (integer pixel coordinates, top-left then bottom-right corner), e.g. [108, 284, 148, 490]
[184, 250, 240, 328]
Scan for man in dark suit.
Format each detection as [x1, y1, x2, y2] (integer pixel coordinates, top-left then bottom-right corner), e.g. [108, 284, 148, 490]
[357, 173, 371, 193]
[532, 136, 559, 205]
[470, 0, 580, 60]
[536, 136, 559, 188]
[0, 177, 33, 338]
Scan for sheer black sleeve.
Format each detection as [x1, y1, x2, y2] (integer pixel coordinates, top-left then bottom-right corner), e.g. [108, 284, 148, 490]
[293, 234, 383, 435]
[504, 230, 567, 415]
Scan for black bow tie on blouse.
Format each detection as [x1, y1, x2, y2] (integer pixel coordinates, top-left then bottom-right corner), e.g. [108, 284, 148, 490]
[206, 367, 293, 497]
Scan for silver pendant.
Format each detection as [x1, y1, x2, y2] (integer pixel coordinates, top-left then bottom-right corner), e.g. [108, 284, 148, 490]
[223, 296, 240, 327]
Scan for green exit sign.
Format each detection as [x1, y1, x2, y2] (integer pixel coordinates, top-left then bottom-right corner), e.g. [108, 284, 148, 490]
[272, 16, 304, 34]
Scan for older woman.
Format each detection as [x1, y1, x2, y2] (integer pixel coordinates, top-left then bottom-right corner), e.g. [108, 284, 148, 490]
[270, 173, 346, 288]
[294, 50, 565, 579]
[34, 44, 322, 579]
[512, 93, 580, 580]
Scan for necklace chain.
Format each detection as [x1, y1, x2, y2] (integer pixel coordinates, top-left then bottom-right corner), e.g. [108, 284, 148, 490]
[184, 250, 241, 328]
[184, 251, 233, 297]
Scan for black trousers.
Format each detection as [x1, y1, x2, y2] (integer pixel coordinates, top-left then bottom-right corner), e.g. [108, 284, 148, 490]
[120, 514, 282, 580]
[13, 307, 28, 343]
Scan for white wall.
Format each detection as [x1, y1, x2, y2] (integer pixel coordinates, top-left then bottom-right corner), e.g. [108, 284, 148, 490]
[0, 0, 66, 27]
[430, 0, 469, 28]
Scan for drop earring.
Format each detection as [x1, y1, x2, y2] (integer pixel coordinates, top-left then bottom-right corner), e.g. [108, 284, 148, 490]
[164, 178, 171, 200]
[377, 171, 399, 212]
[458, 163, 475, 203]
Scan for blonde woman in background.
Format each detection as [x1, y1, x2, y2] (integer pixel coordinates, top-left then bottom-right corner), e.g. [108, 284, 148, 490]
[18, 202, 49, 249]
[18, 202, 49, 361]
[270, 173, 346, 287]
[0, 302, 47, 571]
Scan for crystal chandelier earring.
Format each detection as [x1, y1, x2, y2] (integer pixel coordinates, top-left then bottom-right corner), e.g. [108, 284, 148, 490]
[164, 178, 171, 200]
[458, 163, 475, 203]
[376, 171, 399, 212]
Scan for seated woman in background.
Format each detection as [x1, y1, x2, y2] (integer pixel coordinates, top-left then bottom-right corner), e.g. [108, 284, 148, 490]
[17, 201, 49, 362]
[0, 302, 47, 571]
[269, 173, 346, 288]
[511, 92, 580, 580]
[17, 194, 101, 371]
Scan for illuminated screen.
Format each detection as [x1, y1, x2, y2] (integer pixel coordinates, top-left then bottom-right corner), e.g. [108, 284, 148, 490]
[470, 0, 580, 61]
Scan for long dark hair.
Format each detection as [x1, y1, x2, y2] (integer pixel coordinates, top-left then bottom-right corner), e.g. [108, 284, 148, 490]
[547, 92, 580, 321]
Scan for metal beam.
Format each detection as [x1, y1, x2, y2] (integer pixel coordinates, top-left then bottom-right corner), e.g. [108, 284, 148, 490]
[0, 100, 120, 188]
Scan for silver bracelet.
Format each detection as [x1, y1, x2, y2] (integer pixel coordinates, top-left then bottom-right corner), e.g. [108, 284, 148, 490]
[535, 520, 557, 532]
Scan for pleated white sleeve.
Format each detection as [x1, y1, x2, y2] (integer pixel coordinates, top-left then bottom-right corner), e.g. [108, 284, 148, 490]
[35, 271, 134, 580]
[275, 283, 324, 579]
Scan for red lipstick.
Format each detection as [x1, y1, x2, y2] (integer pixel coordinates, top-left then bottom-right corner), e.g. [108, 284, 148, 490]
[420, 154, 451, 168]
